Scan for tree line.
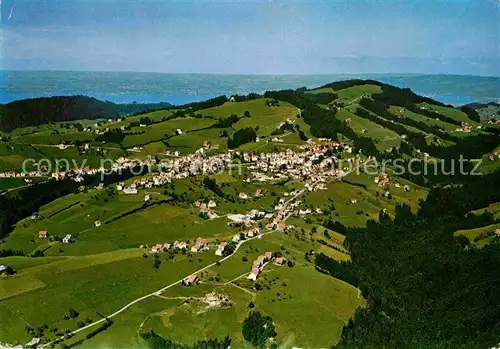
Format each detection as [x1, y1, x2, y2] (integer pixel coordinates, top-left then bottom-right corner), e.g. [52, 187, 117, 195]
[333, 171, 500, 349]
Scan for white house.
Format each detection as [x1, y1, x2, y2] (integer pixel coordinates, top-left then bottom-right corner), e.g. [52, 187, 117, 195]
[63, 234, 72, 244]
[207, 210, 219, 220]
[173, 241, 188, 250]
[123, 187, 138, 195]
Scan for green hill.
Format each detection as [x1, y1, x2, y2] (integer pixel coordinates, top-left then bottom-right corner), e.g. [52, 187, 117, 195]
[0, 96, 172, 132]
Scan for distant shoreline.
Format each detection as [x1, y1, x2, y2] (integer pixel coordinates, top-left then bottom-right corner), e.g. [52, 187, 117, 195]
[1, 71, 499, 106]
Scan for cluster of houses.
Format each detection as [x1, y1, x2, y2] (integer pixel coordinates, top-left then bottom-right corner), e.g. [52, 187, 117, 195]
[247, 251, 286, 281]
[195, 200, 219, 219]
[150, 238, 213, 254]
[374, 174, 390, 187]
[0, 170, 47, 179]
[243, 142, 351, 192]
[150, 240, 189, 253]
[455, 123, 474, 133]
[231, 228, 262, 242]
[38, 230, 72, 244]
[488, 149, 500, 161]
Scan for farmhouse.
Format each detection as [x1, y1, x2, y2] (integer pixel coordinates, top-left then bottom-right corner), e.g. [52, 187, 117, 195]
[123, 187, 138, 195]
[275, 257, 286, 265]
[255, 255, 266, 267]
[183, 274, 199, 286]
[207, 209, 219, 220]
[39, 230, 48, 239]
[27, 338, 41, 347]
[0, 265, 6, 273]
[151, 244, 163, 253]
[173, 241, 188, 250]
[63, 234, 72, 244]
[191, 238, 208, 252]
[215, 242, 227, 256]
[94, 220, 102, 227]
[239, 192, 249, 200]
[248, 266, 261, 281]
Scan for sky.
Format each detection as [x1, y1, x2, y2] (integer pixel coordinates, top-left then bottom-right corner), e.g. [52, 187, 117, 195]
[0, 0, 499, 76]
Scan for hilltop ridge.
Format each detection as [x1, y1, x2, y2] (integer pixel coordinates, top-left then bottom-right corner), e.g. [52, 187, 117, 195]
[0, 96, 172, 132]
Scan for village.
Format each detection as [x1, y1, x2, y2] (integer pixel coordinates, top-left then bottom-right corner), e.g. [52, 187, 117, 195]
[0, 140, 352, 186]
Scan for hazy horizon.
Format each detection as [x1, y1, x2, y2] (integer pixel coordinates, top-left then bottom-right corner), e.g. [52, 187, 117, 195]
[2, 69, 499, 79]
[2, 70, 499, 105]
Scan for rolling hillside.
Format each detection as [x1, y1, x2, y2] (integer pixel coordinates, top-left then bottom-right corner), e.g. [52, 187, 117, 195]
[0, 80, 499, 349]
[0, 96, 172, 132]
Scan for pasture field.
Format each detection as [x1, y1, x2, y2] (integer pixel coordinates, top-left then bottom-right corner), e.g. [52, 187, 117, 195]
[305, 87, 335, 94]
[334, 84, 383, 104]
[10, 131, 94, 146]
[165, 127, 228, 154]
[306, 84, 382, 106]
[0, 248, 218, 346]
[122, 117, 215, 148]
[65, 296, 181, 349]
[198, 99, 302, 136]
[469, 202, 500, 219]
[0, 190, 148, 255]
[9, 119, 103, 138]
[454, 223, 500, 248]
[335, 109, 401, 151]
[0, 171, 292, 256]
[388, 105, 458, 131]
[0, 142, 126, 172]
[0, 143, 45, 172]
[302, 172, 427, 227]
[346, 104, 454, 148]
[477, 151, 500, 174]
[138, 232, 364, 348]
[418, 102, 477, 125]
[99, 109, 175, 131]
